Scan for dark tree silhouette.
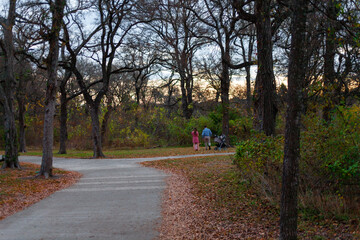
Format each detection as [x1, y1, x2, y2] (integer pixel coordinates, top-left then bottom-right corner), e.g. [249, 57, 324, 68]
[233, 0, 290, 136]
[39, 0, 66, 178]
[0, 0, 20, 169]
[280, 0, 308, 238]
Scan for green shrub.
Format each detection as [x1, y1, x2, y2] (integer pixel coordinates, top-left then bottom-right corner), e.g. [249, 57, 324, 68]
[328, 146, 360, 183]
[230, 116, 253, 141]
[166, 115, 189, 145]
[234, 133, 284, 197]
[301, 105, 360, 188]
[114, 126, 150, 148]
[233, 104, 360, 218]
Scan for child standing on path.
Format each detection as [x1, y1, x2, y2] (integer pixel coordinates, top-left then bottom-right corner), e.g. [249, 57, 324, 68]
[201, 126, 212, 150]
[191, 128, 199, 151]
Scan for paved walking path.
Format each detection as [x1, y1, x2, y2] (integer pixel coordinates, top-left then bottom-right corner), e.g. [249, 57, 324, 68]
[0, 153, 234, 240]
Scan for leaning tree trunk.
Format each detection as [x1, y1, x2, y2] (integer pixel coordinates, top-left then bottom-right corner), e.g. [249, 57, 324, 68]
[280, 0, 308, 238]
[253, 0, 278, 136]
[89, 105, 105, 158]
[0, 0, 20, 169]
[39, 0, 66, 178]
[72, 58, 106, 158]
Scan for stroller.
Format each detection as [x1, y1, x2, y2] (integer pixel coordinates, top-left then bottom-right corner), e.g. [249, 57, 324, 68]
[214, 134, 227, 150]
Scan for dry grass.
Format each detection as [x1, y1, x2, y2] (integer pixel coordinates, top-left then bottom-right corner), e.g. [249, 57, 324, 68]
[0, 162, 81, 220]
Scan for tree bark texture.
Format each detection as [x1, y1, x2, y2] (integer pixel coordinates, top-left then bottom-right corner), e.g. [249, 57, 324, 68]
[39, 0, 66, 178]
[253, 0, 278, 136]
[280, 0, 308, 239]
[0, 0, 20, 169]
[0, 90, 19, 168]
[17, 91, 26, 153]
[90, 105, 105, 158]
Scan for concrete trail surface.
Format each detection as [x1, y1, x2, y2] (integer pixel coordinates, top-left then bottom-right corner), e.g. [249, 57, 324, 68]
[0, 152, 234, 240]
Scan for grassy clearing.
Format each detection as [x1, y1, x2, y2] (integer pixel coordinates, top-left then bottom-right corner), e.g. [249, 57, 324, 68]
[17, 146, 234, 159]
[142, 155, 360, 239]
[0, 163, 81, 220]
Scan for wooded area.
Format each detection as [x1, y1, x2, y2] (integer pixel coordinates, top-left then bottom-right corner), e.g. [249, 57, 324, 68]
[0, 0, 359, 238]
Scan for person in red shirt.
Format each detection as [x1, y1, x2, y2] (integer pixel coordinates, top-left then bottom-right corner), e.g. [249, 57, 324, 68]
[191, 128, 199, 151]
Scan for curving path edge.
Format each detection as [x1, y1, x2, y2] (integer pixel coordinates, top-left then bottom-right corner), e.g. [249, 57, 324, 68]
[0, 153, 234, 240]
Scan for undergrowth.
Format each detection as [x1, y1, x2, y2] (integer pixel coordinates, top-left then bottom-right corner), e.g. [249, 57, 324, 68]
[233, 104, 360, 232]
[143, 155, 359, 238]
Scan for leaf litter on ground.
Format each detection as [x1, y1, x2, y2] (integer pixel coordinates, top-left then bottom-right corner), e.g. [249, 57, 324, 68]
[0, 162, 81, 220]
[141, 155, 360, 239]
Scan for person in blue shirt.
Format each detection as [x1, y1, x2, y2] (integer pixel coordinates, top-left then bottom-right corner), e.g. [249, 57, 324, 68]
[201, 126, 212, 150]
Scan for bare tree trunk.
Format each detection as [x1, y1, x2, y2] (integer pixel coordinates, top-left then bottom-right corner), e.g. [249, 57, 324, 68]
[180, 75, 194, 119]
[101, 97, 113, 146]
[322, 0, 338, 122]
[16, 61, 30, 153]
[221, 60, 230, 145]
[239, 30, 255, 117]
[1, 92, 19, 169]
[58, 70, 72, 154]
[39, 0, 66, 178]
[280, 0, 308, 238]
[253, 0, 278, 136]
[135, 87, 141, 105]
[0, 0, 20, 169]
[100, 108, 111, 147]
[90, 105, 105, 158]
[215, 90, 220, 103]
[58, 85, 68, 154]
[17, 92, 26, 153]
[71, 65, 106, 158]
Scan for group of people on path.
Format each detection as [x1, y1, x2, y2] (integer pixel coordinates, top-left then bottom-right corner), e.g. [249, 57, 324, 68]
[191, 126, 212, 151]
